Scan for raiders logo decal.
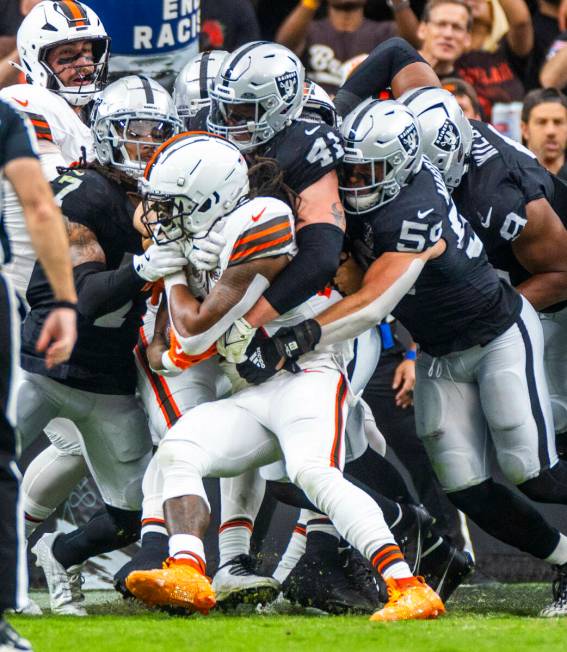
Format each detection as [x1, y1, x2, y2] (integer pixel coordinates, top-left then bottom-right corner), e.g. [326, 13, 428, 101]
[398, 123, 419, 156]
[434, 119, 460, 152]
[276, 71, 299, 102]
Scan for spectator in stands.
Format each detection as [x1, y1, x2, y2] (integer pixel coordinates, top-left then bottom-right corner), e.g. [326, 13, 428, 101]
[276, 0, 419, 95]
[201, 0, 261, 52]
[521, 87, 567, 180]
[540, 30, 567, 90]
[416, 0, 528, 119]
[442, 76, 482, 118]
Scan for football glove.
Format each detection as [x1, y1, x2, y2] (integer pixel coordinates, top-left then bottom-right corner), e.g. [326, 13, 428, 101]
[217, 317, 257, 363]
[133, 242, 187, 282]
[236, 319, 321, 385]
[189, 230, 226, 272]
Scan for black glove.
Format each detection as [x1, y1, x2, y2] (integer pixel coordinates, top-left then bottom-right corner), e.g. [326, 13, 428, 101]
[236, 320, 322, 385]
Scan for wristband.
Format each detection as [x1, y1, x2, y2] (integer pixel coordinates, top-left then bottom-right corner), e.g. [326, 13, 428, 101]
[52, 300, 79, 312]
[164, 270, 188, 294]
[404, 349, 417, 361]
[158, 350, 184, 377]
[302, 0, 320, 10]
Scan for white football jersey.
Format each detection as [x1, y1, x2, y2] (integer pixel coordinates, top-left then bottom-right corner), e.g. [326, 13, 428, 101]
[0, 84, 95, 298]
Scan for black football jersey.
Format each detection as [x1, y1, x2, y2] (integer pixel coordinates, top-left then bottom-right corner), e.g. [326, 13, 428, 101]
[453, 120, 554, 285]
[192, 108, 343, 195]
[349, 158, 522, 356]
[21, 168, 146, 395]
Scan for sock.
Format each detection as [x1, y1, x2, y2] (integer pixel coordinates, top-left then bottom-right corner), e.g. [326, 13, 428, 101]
[169, 534, 206, 574]
[218, 517, 253, 566]
[370, 543, 413, 580]
[546, 533, 567, 566]
[273, 520, 306, 584]
[141, 517, 168, 539]
[420, 535, 454, 576]
[24, 511, 48, 539]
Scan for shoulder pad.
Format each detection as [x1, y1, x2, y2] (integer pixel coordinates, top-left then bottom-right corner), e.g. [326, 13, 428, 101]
[222, 197, 295, 268]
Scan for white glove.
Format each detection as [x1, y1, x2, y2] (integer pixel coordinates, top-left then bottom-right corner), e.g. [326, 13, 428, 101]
[188, 230, 226, 271]
[133, 242, 187, 282]
[217, 317, 257, 363]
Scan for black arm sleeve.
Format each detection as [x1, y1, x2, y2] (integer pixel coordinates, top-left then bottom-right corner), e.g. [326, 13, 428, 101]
[74, 258, 146, 320]
[263, 223, 344, 316]
[334, 37, 427, 117]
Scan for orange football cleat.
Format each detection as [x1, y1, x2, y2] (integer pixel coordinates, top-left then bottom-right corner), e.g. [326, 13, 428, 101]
[125, 557, 216, 614]
[370, 576, 445, 622]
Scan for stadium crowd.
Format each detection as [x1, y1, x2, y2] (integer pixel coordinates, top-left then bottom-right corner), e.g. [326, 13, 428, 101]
[2, 1, 567, 650]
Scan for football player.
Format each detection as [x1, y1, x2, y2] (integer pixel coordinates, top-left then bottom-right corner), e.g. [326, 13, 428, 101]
[238, 98, 567, 618]
[17, 75, 183, 616]
[0, 2, 110, 589]
[124, 132, 445, 622]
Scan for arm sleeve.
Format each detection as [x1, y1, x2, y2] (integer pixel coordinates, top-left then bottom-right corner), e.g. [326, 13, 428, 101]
[263, 223, 344, 316]
[334, 37, 426, 117]
[74, 258, 146, 320]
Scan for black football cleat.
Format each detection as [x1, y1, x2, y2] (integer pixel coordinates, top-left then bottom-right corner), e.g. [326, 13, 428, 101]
[423, 544, 474, 602]
[0, 618, 33, 651]
[282, 549, 377, 614]
[395, 504, 435, 575]
[540, 563, 567, 617]
[340, 547, 384, 607]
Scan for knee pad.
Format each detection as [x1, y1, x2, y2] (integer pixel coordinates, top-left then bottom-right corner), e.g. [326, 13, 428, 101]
[44, 418, 83, 456]
[157, 439, 211, 509]
[496, 445, 541, 486]
[480, 371, 530, 432]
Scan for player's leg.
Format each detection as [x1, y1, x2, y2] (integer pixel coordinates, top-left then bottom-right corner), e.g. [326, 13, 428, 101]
[0, 273, 32, 650]
[21, 420, 86, 538]
[263, 369, 444, 622]
[33, 389, 153, 615]
[540, 307, 567, 453]
[125, 398, 280, 612]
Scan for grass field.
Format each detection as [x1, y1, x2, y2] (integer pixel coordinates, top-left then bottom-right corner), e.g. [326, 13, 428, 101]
[8, 584, 567, 652]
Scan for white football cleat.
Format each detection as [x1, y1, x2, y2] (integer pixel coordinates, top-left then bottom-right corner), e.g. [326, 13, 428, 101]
[31, 532, 87, 616]
[212, 554, 280, 606]
[14, 597, 43, 616]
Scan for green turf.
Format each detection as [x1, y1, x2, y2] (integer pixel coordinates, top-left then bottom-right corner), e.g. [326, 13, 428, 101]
[8, 584, 567, 652]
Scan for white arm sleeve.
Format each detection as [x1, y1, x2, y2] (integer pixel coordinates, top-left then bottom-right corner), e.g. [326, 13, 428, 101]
[165, 272, 270, 355]
[317, 258, 425, 347]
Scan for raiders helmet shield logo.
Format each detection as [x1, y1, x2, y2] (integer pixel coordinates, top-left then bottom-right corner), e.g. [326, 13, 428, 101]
[276, 71, 299, 102]
[434, 119, 461, 152]
[398, 123, 419, 156]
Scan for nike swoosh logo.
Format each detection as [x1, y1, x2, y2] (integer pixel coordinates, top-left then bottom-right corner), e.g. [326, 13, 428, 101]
[251, 207, 266, 222]
[477, 206, 492, 228]
[417, 208, 434, 219]
[13, 98, 29, 107]
[175, 345, 184, 355]
[305, 126, 320, 135]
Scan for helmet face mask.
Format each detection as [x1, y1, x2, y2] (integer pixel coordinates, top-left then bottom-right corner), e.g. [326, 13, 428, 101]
[140, 134, 250, 246]
[339, 99, 423, 214]
[207, 41, 305, 152]
[92, 76, 182, 180]
[18, 1, 110, 107]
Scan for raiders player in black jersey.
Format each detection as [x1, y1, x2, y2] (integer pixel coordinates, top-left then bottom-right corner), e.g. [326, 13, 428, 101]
[16, 76, 184, 616]
[240, 99, 567, 617]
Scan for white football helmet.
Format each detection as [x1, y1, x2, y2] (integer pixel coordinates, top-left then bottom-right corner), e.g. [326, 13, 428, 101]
[399, 86, 473, 191]
[140, 133, 250, 244]
[173, 50, 229, 129]
[207, 41, 305, 151]
[17, 1, 110, 107]
[91, 75, 181, 179]
[340, 99, 424, 214]
[303, 80, 338, 127]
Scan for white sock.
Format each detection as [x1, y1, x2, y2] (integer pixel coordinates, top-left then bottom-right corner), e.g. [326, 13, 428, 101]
[169, 534, 206, 572]
[546, 533, 567, 566]
[218, 517, 253, 566]
[273, 518, 307, 584]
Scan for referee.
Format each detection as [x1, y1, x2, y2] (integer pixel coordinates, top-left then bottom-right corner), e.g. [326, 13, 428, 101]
[0, 98, 77, 651]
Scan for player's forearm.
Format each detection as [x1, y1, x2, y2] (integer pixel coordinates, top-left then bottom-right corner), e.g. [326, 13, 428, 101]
[516, 272, 567, 311]
[500, 0, 533, 56]
[275, 0, 317, 53]
[391, 4, 421, 48]
[334, 38, 438, 117]
[540, 46, 567, 89]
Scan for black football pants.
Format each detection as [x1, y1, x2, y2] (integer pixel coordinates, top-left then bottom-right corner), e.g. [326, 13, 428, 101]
[0, 272, 26, 612]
